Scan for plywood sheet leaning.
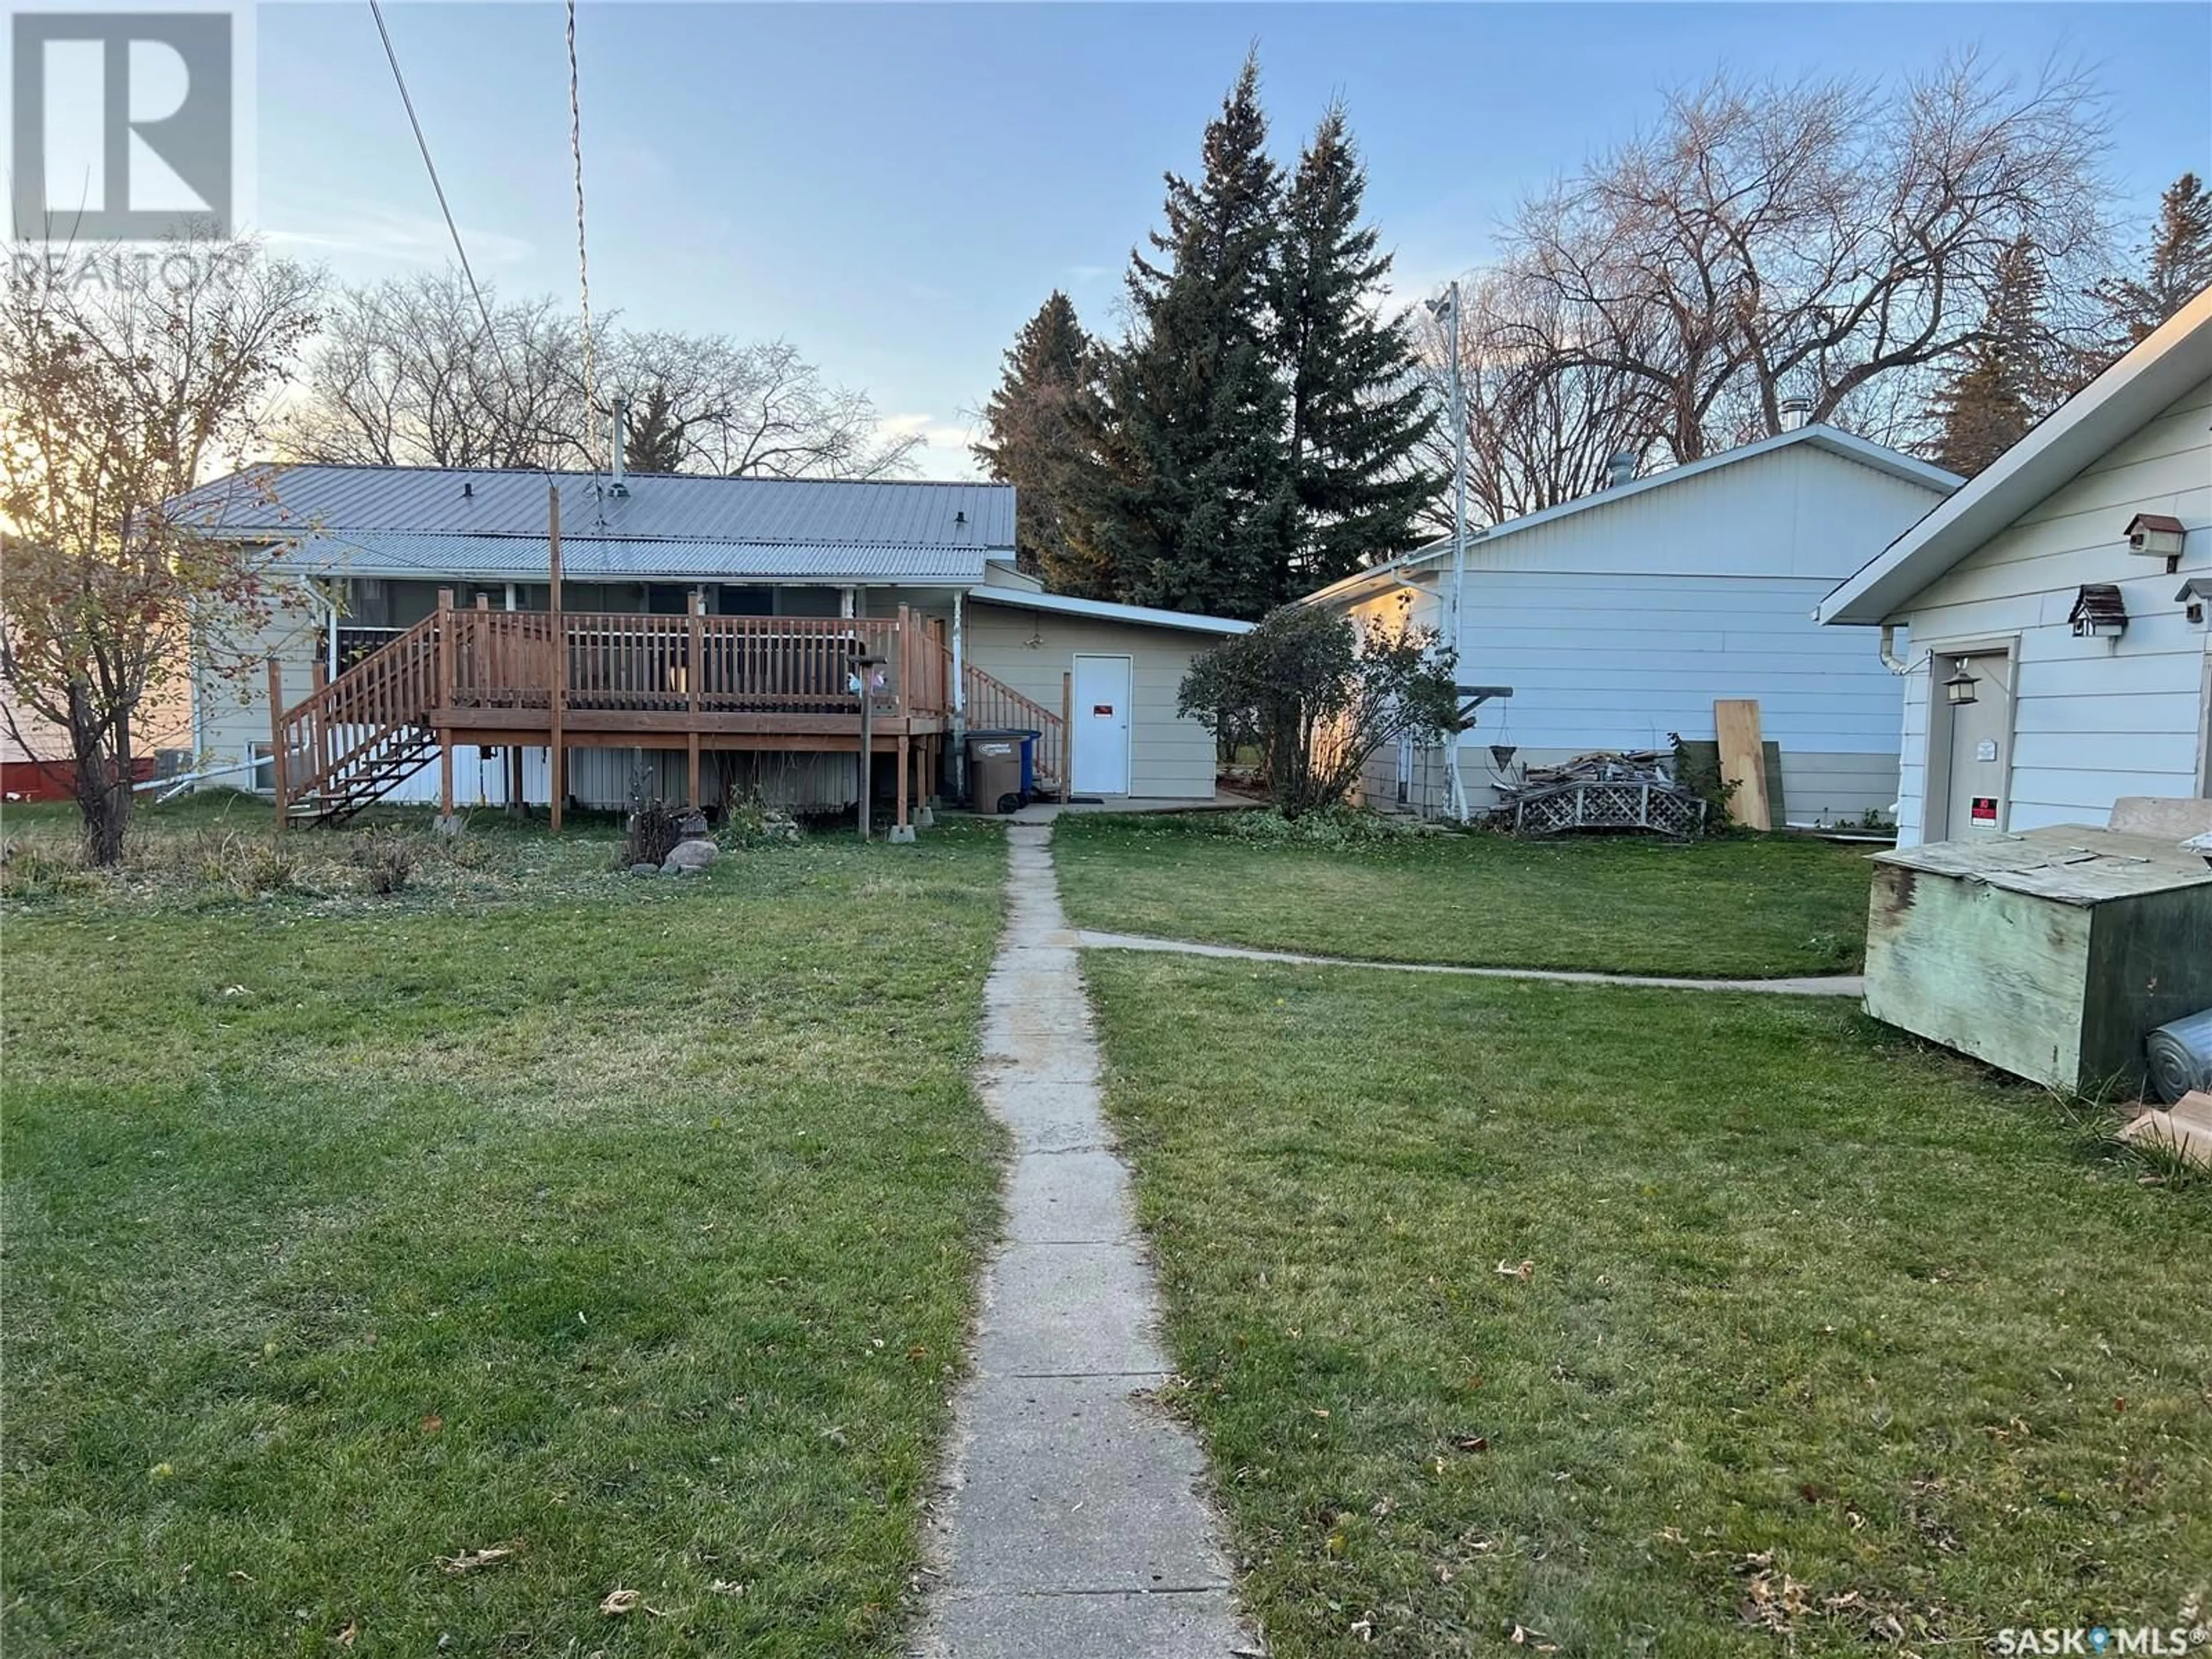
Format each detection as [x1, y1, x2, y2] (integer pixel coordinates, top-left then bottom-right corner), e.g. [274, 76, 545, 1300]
[1713, 698, 1771, 831]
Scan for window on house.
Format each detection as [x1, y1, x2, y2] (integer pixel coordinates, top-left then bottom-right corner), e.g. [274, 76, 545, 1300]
[249, 743, 275, 794]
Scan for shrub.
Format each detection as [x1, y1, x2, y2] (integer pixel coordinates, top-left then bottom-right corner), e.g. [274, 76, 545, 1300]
[353, 831, 417, 896]
[622, 800, 683, 869]
[1179, 601, 1465, 819]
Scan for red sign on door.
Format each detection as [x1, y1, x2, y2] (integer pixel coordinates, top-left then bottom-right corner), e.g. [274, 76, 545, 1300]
[1092, 704, 1114, 717]
[1970, 796, 1998, 823]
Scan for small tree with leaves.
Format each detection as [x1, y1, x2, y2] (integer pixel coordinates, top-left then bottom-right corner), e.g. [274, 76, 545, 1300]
[1178, 601, 1463, 818]
[0, 238, 320, 863]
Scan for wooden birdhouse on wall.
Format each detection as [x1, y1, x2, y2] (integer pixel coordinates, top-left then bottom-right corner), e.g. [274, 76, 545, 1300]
[2069, 583, 2128, 640]
[2124, 513, 2188, 567]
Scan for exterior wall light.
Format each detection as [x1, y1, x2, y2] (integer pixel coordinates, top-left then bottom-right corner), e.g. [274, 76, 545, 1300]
[1944, 660, 1979, 705]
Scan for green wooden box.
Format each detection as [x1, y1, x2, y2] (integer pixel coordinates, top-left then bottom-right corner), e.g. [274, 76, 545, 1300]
[1866, 825, 2212, 1096]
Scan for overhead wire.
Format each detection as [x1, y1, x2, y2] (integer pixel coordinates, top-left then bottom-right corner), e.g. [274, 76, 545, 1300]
[365, 0, 561, 487]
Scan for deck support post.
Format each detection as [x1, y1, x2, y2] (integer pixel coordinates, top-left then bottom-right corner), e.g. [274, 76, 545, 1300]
[547, 486, 565, 832]
[687, 592, 704, 809]
[507, 743, 525, 819]
[266, 656, 288, 830]
[891, 732, 912, 841]
[437, 588, 456, 820]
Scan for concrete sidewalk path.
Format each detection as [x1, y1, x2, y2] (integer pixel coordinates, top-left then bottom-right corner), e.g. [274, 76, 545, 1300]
[914, 824, 1257, 1659]
[1075, 929, 1866, 998]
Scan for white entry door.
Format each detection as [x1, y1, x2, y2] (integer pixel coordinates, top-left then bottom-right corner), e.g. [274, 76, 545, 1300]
[1071, 654, 1132, 796]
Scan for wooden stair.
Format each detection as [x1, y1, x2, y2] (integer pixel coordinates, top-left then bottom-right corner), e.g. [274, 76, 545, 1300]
[270, 613, 442, 827]
[960, 661, 1066, 789]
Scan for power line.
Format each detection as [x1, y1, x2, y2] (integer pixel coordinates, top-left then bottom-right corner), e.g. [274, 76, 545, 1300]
[567, 0, 598, 473]
[366, 0, 501, 353]
[366, 0, 554, 481]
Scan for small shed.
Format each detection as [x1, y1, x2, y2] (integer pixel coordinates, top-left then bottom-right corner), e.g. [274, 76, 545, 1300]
[1865, 825, 2212, 1095]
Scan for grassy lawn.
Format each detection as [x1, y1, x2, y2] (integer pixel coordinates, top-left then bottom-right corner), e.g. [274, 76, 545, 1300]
[2, 801, 1005, 1657]
[1054, 813, 1877, 978]
[1086, 952, 2211, 1656]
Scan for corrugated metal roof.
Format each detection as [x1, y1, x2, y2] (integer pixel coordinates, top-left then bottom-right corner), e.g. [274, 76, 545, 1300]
[175, 464, 1016, 550]
[268, 532, 988, 584]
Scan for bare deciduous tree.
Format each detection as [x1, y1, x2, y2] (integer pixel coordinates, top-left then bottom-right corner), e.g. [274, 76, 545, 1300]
[281, 270, 919, 479]
[0, 238, 321, 862]
[1410, 271, 1658, 530]
[1493, 54, 2112, 466]
[611, 333, 921, 479]
[279, 270, 588, 469]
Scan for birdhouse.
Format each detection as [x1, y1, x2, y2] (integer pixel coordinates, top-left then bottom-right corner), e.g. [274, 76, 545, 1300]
[2069, 584, 2128, 640]
[2176, 575, 2212, 626]
[2124, 513, 2187, 560]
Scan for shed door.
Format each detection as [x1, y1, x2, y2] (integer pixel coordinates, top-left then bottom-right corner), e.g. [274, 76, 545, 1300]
[1939, 650, 2014, 839]
[1071, 654, 1132, 796]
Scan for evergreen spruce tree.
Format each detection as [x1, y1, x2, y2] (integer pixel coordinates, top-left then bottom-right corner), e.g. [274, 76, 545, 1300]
[972, 291, 1099, 588]
[1077, 53, 1292, 620]
[1932, 238, 2059, 476]
[1274, 104, 1440, 592]
[2094, 172, 2212, 348]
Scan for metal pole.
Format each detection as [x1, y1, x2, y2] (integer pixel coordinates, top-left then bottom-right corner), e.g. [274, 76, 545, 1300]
[1445, 281, 1472, 825]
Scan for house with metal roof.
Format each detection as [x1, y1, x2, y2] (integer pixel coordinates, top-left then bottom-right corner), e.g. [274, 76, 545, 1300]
[179, 463, 1248, 828]
[1303, 425, 1960, 825]
[1819, 285, 2212, 846]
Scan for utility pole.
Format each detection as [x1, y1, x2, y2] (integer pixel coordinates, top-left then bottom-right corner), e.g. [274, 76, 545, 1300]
[1427, 281, 1473, 824]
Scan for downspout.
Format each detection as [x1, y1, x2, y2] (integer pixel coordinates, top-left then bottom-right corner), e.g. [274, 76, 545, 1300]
[1879, 622, 1910, 675]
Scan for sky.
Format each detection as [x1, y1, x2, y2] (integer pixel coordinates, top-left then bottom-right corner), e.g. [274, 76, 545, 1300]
[252, 1, 2212, 478]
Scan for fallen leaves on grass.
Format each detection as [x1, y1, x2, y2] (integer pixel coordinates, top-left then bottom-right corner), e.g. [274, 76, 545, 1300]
[335, 1619, 358, 1647]
[1734, 1551, 1810, 1633]
[600, 1589, 642, 1616]
[437, 1541, 521, 1576]
[1495, 1259, 1534, 1281]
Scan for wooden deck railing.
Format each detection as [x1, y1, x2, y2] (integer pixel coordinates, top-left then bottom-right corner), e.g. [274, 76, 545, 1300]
[960, 658, 1065, 786]
[274, 599, 987, 821]
[442, 606, 950, 718]
[270, 611, 442, 810]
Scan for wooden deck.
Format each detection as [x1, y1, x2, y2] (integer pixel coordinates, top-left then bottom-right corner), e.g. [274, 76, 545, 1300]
[269, 591, 1036, 831]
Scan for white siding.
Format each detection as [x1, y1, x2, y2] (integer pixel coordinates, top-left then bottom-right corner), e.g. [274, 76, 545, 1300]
[1892, 373, 2212, 845]
[1336, 443, 1945, 821]
[963, 605, 1218, 799]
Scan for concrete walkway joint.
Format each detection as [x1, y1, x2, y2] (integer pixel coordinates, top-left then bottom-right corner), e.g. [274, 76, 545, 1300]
[1075, 929, 1865, 997]
[915, 824, 1256, 1659]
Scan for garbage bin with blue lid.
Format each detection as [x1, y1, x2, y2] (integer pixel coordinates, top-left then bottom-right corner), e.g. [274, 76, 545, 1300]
[965, 729, 1038, 813]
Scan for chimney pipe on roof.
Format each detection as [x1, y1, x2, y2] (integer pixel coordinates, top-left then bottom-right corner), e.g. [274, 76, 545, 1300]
[1780, 396, 1810, 432]
[1606, 450, 1636, 490]
[608, 397, 631, 498]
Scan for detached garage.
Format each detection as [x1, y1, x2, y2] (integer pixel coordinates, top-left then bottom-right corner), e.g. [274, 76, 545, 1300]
[960, 587, 1249, 802]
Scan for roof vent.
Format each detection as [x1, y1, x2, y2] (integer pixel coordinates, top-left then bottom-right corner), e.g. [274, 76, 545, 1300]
[1780, 396, 1811, 432]
[955, 510, 968, 527]
[462, 480, 473, 499]
[1605, 451, 1635, 490]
